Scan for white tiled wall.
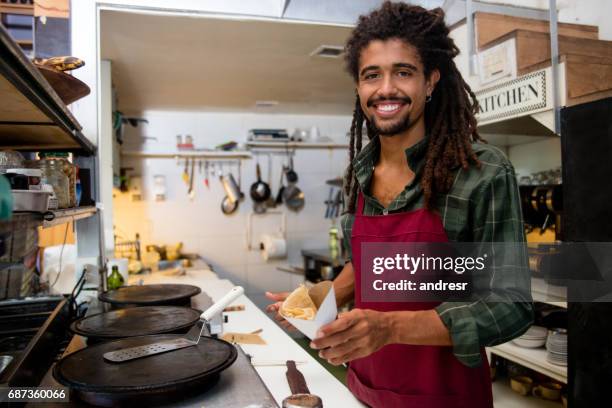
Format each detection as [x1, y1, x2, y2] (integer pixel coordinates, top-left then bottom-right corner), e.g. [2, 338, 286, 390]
[113, 110, 352, 298]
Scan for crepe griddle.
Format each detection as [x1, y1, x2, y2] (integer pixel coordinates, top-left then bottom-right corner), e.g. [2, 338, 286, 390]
[98, 284, 201, 308]
[70, 306, 201, 342]
[53, 334, 237, 407]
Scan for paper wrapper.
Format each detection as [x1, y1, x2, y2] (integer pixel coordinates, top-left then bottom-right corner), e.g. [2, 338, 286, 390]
[280, 281, 337, 339]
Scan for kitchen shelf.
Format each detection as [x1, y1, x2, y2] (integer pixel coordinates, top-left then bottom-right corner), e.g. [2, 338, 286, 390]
[7, 206, 97, 229]
[532, 277, 567, 308]
[121, 150, 252, 160]
[246, 141, 348, 149]
[0, 24, 94, 154]
[492, 379, 563, 408]
[488, 342, 567, 384]
[42, 206, 97, 228]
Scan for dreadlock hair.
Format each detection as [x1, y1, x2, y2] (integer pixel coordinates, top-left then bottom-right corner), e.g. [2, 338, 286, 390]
[343, 2, 484, 213]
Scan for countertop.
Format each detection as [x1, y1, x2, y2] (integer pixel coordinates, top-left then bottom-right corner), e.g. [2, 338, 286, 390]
[131, 268, 365, 407]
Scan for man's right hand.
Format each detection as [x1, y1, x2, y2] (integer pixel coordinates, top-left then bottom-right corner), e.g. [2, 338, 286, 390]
[265, 291, 296, 331]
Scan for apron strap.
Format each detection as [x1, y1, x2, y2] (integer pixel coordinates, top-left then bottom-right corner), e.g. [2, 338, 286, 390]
[357, 192, 365, 215]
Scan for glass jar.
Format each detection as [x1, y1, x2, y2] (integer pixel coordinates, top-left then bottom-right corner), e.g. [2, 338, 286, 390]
[32, 159, 70, 209]
[39, 153, 76, 207]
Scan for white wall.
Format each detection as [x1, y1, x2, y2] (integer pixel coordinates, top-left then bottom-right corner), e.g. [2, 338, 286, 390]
[113, 110, 351, 303]
[508, 137, 561, 177]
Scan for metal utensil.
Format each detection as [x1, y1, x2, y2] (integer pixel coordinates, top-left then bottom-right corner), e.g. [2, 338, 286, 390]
[204, 161, 210, 188]
[103, 286, 244, 363]
[324, 188, 334, 218]
[182, 159, 189, 185]
[276, 165, 286, 204]
[283, 184, 305, 212]
[266, 154, 277, 208]
[188, 158, 196, 200]
[282, 360, 322, 408]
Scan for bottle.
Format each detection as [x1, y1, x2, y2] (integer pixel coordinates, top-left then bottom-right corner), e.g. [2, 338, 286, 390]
[107, 265, 124, 290]
[329, 226, 339, 259]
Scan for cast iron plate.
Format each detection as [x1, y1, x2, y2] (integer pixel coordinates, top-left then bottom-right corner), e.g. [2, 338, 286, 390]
[98, 284, 201, 307]
[70, 306, 200, 341]
[53, 334, 237, 406]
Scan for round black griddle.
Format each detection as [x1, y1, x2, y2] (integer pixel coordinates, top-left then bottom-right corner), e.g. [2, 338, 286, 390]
[70, 306, 201, 343]
[98, 284, 201, 308]
[53, 334, 237, 407]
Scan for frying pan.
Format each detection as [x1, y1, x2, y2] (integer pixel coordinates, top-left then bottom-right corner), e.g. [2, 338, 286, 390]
[70, 306, 201, 344]
[53, 334, 237, 407]
[98, 284, 201, 309]
[249, 163, 271, 203]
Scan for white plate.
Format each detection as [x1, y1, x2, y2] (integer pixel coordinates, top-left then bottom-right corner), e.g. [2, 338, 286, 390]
[513, 337, 546, 348]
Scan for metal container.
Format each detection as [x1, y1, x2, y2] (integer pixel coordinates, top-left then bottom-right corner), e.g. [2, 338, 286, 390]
[12, 190, 51, 212]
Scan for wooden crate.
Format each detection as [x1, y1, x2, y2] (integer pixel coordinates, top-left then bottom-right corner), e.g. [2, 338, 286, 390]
[475, 12, 598, 50]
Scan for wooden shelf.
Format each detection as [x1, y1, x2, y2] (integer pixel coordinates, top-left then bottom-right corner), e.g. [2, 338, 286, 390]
[0, 24, 94, 154]
[121, 150, 252, 160]
[488, 342, 567, 384]
[0, 3, 34, 16]
[42, 206, 96, 228]
[246, 141, 348, 149]
[9, 206, 97, 229]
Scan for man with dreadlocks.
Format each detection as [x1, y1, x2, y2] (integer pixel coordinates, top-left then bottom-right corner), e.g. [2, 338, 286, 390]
[267, 2, 532, 407]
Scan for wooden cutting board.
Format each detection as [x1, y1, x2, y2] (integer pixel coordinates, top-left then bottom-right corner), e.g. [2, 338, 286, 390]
[36, 64, 90, 105]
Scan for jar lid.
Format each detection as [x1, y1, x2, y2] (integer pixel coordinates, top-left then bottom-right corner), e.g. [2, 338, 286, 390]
[39, 152, 69, 158]
[6, 168, 42, 177]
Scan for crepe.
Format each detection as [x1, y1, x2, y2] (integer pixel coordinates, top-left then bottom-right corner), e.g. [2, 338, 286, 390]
[280, 285, 318, 320]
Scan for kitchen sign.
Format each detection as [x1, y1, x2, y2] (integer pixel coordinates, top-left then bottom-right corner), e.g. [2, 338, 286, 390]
[475, 68, 552, 125]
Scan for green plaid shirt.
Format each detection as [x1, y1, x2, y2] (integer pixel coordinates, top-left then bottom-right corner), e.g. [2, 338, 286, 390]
[341, 135, 533, 367]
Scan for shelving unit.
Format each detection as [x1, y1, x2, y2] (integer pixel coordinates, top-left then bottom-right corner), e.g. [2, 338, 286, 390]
[492, 380, 563, 408]
[488, 342, 567, 384]
[0, 24, 102, 298]
[246, 141, 348, 149]
[10, 206, 97, 229]
[121, 150, 252, 160]
[0, 24, 94, 154]
[41, 206, 97, 228]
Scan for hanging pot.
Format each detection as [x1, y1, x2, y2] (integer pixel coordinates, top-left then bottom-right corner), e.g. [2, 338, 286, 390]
[249, 163, 271, 203]
[283, 184, 305, 212]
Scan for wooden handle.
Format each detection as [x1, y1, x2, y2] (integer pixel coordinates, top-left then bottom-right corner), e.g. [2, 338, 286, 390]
[286, 360, 310, 395]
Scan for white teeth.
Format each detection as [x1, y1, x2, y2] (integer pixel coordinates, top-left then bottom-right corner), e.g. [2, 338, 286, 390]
[377, 104, 401, 112]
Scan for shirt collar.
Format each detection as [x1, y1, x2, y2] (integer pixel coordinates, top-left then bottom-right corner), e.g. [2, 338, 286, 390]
[353, 134, 430, 190]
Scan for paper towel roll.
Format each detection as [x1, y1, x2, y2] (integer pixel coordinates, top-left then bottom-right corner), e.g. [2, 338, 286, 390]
[260, 234, 287, 261]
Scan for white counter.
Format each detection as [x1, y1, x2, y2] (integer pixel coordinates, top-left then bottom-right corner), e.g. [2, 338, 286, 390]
[130, 269, 365, 407]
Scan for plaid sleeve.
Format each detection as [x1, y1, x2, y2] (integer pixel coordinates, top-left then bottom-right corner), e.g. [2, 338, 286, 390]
[436, 163, 534, 367]
[341, 212, 355, 262]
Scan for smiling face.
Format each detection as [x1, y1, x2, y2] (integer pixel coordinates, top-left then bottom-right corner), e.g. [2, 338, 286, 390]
[357, 38, 439, 137]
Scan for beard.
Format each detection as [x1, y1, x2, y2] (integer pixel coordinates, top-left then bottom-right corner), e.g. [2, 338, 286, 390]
[369, 113, 413, 137]
[365, 95, 414, 137]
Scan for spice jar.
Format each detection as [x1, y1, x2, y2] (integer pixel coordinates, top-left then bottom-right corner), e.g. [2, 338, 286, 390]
[39, 152, 76, 207]
[32, 159, 70, 209]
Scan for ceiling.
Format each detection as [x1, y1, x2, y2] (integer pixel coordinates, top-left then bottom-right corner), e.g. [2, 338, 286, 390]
[100, 11, 356, 115]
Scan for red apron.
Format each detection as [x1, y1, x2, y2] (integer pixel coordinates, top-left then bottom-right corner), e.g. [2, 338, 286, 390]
[347, 193, 493, 408]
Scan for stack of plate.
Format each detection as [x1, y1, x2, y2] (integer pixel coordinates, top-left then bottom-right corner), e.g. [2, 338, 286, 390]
[546, 328, 567, 366]
[512, 325, 547, 348]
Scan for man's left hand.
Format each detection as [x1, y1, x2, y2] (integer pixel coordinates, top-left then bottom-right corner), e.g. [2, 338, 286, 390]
[310, 308, 393, 366]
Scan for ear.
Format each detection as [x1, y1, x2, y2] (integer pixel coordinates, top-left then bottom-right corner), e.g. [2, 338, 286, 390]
[427, 69, 441, 95]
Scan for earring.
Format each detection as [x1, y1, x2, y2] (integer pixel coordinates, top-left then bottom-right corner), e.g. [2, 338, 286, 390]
[426, 94, 432, 103]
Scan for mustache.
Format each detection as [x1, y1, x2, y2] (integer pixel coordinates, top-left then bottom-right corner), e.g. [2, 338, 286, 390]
[366, 96, 412, 107]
